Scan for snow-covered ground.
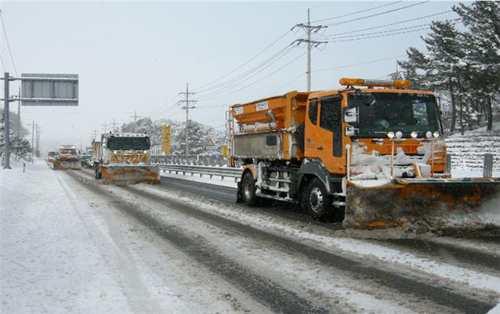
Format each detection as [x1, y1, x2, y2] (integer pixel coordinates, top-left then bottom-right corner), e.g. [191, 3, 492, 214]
[2, 160, 499, 313]
[0, 162, 266, 313]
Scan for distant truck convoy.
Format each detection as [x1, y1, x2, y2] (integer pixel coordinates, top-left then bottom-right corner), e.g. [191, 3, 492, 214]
[46, 151, 56, 164]
[93, 132, 160, 184]
[227, 77, 500, 230]
[52, 145, 81, 170]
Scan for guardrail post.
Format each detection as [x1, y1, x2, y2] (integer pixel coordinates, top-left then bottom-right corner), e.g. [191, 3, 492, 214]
[446, 154, 452, 174]
[483, 153, 493, 178]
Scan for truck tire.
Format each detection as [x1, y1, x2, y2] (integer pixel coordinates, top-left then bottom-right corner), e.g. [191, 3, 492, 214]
[305, 178, 333, 221]
[241, 171, 259, 206]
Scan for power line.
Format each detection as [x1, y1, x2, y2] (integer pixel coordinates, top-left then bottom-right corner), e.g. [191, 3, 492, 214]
[0, 52, 5, 72]
[328, 26, 430, 43]
[198, 51, 306, 103]
[197, 44, 295, 96]
[155, 45, 296, 118]
[197, 45, 296, 100]
[320, 10, 453, 38]
[324, 1, 429, 27]
[130, 110, 142, 132]
[195, 30, 292, 92]
[318, 23, 432, 40]
[268, 73, 306, 95]
[313, 1, 403, 23]
[146, 93, 179, 115]
[313, 55, 405, 73]
[0, 10, 18, 76]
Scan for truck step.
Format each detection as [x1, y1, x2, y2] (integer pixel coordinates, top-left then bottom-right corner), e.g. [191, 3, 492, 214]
[267, 178, 292, 183]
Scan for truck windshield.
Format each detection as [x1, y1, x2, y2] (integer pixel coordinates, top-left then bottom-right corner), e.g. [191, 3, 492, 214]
[107, 137, 150, 150]
[60, 149, 77, 155]
[348, 92, 442, 138]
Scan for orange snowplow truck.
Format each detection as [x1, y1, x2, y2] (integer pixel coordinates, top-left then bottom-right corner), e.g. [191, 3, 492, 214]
[228, 78, 500, 231]
[52, 145, 81, 170]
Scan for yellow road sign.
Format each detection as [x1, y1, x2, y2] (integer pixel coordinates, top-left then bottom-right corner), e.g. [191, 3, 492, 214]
[222, 144, 228, 158]
[162, 125, 171, 155]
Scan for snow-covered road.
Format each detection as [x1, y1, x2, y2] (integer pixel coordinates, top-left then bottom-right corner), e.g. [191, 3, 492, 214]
[1, 162, 499, 313]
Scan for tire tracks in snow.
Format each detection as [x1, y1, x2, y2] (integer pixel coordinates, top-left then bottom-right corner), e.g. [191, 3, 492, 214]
[55, 171, 164, 314]
[374, 238, 500, 274]
[68, 170, 498, 313]
[65, 170, 329, 314]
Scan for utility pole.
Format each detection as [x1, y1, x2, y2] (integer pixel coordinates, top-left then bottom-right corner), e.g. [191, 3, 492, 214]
[292, 9, 328, 92]
[92, 129, 99, 141]
[130, 110, 141, 132]
[36, 125, 41, 157]
[17, 98, 20, 138]
[111, 118, 119, 132]
[31, 120, 35, 163]
[102, 122, 108, 133]
[178, 83, 197, 156]
[3, 72, 11, 168]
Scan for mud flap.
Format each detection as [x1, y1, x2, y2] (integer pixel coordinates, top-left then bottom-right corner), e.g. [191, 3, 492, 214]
[236, 181, 243, 203]
[101, 165, 160, 184]
[344, 178, 500, 232]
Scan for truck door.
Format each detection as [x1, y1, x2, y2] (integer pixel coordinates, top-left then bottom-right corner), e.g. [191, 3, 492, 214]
[305, 95, 344, 175]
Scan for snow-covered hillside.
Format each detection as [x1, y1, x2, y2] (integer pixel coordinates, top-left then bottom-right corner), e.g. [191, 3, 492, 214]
[447, 123, 500, 172]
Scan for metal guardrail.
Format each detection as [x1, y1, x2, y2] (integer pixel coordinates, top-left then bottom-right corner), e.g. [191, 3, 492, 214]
[151, 155, 229, 167]
[159, 164, 242, 181]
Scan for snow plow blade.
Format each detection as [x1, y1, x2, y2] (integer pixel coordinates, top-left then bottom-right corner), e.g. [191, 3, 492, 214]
[52, 160, 81, 170]
[101, 165, 160, 184]
[344, 178, 500, 232]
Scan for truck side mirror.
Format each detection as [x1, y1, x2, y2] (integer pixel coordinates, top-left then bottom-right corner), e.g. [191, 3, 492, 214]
[344, 107, 358, 123]
[345, 126, 357, 137]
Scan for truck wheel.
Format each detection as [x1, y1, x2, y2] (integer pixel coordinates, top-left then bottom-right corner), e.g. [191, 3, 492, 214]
[242, 172, 259, 206]
[306, 178, 333, 221]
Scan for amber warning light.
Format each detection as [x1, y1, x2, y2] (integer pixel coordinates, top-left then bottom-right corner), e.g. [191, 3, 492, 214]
[339, 78, 411, 88]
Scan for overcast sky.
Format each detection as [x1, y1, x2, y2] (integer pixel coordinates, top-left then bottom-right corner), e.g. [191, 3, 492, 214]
[1, 1, 459, 151]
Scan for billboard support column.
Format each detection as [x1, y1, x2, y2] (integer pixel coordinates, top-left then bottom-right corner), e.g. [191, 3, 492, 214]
[3, 72, 11, 169]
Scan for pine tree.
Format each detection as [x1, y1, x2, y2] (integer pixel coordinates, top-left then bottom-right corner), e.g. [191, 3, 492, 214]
[454, 1, 500, 131]
[398, 3, 500, 134]
[425, 20, 468, 133]
[0, 109, 32, 161]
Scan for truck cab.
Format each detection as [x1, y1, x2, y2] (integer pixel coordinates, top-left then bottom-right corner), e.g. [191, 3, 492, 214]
[305, 80, 446, 178]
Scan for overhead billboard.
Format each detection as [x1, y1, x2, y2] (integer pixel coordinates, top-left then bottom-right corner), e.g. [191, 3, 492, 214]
[21, 73, 79, 106]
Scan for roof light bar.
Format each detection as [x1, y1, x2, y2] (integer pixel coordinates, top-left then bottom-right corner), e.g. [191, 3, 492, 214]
[339, 77, 411, 88]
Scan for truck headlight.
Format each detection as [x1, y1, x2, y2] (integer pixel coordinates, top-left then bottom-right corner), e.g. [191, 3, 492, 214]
[411, 131, 418, 139]
[426, 131, 432, 139]
[143, 150, 147, 154]
[387, 131, 395, 139]
[395, 131, 403, 139]
[113, 150, 118, 154]
[433, 131, 440, 138]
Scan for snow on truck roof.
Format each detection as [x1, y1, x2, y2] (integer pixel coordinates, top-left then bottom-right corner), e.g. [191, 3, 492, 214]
[104, 133, 149, 138]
